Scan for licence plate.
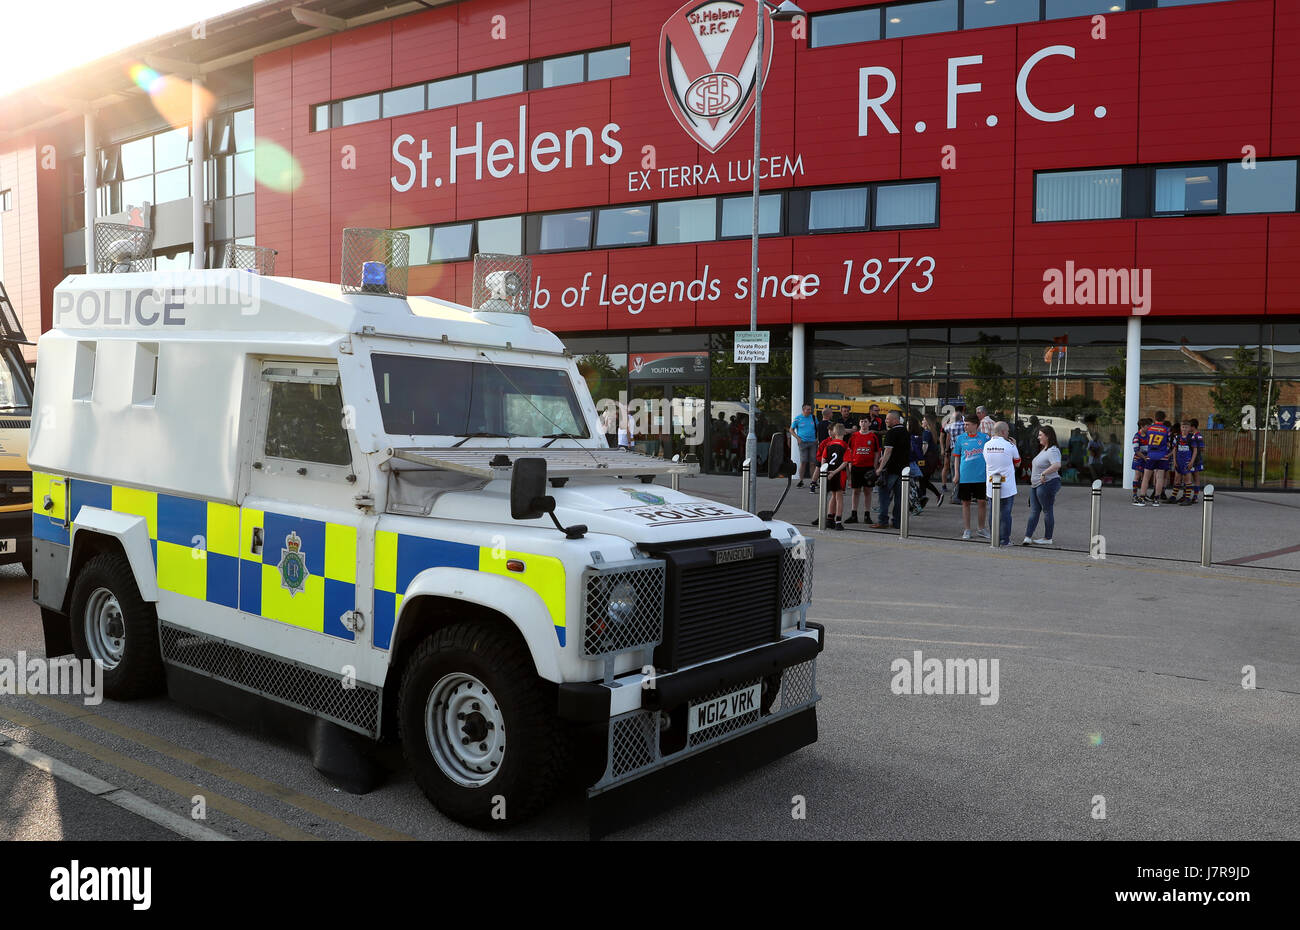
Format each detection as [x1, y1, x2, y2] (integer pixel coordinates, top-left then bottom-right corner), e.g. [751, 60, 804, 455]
[0, 539, 14, 554]
[687, 682, 761, 735]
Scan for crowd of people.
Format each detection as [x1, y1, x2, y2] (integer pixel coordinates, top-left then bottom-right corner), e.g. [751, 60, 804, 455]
[791, 402, 1203, 548]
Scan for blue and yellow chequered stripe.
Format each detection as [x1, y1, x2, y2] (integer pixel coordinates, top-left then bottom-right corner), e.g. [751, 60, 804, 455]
[30, 473, 356, 642]
[32, 474, 562, 651]
[372, 531, 566, 651]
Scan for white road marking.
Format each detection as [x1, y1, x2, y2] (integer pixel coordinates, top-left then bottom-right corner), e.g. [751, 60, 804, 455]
[0, 738, 229, 841]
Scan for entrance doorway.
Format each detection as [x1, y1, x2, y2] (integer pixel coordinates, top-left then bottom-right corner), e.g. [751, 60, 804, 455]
[629, 382, 707, 464]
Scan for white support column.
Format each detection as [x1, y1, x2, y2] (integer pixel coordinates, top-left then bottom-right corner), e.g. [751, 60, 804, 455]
[191, 78, 206, 269]
[791, 322, 806, 412]
[83, 110, 96, 270]
[1123, 315, 1141, 489]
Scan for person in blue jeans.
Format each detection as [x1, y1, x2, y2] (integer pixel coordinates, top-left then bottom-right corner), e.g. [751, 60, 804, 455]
[981, 421, 1021, 547]
[1023, 425, 1062, 545]
[872, 410, 909, 528]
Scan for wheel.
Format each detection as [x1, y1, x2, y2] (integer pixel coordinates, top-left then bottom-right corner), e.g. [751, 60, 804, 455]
[398, 623, 569, 829]
[68, 552, 165, 700]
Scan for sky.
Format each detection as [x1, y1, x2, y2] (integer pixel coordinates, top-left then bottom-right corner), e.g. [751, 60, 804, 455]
[0, 0, 263, 97]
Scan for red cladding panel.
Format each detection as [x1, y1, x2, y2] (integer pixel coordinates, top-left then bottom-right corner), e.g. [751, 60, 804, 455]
[1136, 217, 1268, 317]
[1271, 1, 1300, 155]
[458, 0, 530, 73]
[291, 37, 332, 130]
[693, 239, 793, 327]
[530, 251, 610, 331]
[1013, 14, 1140, 170]
[390, 110, 458, 228]
[255, 49, 295, 272]
[526, 86, 613, 213]
[393, 7, 459, 85]
[605, 244, 698, 328]
[408, 262, 459, 302]
[795, 40, 902, 186]
[332, 21, 393, 98]
[291, 131, 333, 284]
[792, 233, 901, 324]
[529, 0, 611, 58]
[1012, 219, 1137, 320]
[330, 122, 393, 275]
[1137, 0, 1274, 164]
[449, 97, 529, 220]
[1266, 215, 1300, 315]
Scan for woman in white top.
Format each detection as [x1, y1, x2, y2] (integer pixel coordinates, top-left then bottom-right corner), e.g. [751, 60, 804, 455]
[1023, 425, 1062, 545]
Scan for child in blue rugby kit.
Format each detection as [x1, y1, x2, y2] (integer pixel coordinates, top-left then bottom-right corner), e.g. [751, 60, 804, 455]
[1187, 418, 1205, 504]
[1131, 418, 1150, 505]
[1138, 412, 1172, 506]
[1172, 421, 1194, 503]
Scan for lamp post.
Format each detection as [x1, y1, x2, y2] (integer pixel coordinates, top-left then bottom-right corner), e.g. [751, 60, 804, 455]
[745, 0, 805, 513]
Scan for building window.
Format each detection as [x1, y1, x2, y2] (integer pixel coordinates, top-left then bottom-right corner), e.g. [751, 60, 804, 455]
[432, 223, 473, 262]
[875, 181, 938, 228]
[587, 46, 630, 81]
[963, 0, 1039, 28]
[403, 226, 432, 265]
[885, 0, 957, 39]
[476, 65, 524, 101]
[656, 198, 717, 244]
[383, 85, 426, 118]
[1046, 0, 1128, 15]
[429, 75, 474, 109]
[541, 54, 585, 88]
[478, 216, 522, 255]
[1226, 160, 1298, 215]
[312, 104, 330, 132]
[810, 9, 879, 48]
[338, 94, 381, 126]
[594, 205, 651, 247]
[809, 187, 869, 232]
[537, 211, 592, 252]
[720, 193, 782, 238]
[1153, 165, 1220, 215]
[1035, 168, 1123, 222]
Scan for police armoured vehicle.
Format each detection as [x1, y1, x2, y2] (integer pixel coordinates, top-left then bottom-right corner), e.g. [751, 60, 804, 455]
[28, 232, 821, 829]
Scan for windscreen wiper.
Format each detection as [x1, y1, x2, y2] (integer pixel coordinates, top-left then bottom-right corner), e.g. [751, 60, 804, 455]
[452, 432, 510, 448]
[541, 432, 583, 448]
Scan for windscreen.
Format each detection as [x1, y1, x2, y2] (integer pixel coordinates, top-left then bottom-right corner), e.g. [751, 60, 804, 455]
[0, 345, 32, 413]
[371, 354, 589, 439]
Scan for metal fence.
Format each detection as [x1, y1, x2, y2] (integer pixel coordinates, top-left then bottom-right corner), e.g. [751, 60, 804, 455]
[223, 242, 278, 275]
[340, 227, 409, 297]
[93, 222, 153, 273]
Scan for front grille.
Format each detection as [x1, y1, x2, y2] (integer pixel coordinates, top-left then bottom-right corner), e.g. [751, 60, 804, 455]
[650, 536, 783, 671]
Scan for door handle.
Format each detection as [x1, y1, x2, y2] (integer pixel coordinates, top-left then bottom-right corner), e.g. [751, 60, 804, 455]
[250, 526, 264, 557]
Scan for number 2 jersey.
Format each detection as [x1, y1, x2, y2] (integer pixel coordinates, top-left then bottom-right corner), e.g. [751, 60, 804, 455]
[817, 437, 850, 473]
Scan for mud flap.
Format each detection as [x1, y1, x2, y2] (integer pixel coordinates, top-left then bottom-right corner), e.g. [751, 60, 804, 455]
[586, 707, 817, 839]
[40, 608, 74, 659]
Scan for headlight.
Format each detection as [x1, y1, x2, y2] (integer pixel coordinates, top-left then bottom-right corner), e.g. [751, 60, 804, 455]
[607, 581, 638, 627]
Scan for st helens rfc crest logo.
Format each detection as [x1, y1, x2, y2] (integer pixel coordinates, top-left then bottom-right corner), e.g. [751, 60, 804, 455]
[277, 531, 309, 597]
[660, 0, 774, 153]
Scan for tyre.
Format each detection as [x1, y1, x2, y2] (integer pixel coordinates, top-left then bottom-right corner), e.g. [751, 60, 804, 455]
[398, 622, 569, 829]
[68, 552, 165, 700]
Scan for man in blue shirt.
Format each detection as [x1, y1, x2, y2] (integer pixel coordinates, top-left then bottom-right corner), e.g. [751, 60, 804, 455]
[789, 403, 817, 487]
[952, 418, 990, 541]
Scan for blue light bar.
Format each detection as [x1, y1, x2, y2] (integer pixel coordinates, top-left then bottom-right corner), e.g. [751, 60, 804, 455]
[361, 261, 387, 288]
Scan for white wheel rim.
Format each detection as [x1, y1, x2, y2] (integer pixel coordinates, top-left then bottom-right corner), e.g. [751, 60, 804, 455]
[425, 673, 506, 788]
[84, 587, 125, 669]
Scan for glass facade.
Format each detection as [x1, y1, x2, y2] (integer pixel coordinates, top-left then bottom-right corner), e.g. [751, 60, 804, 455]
[810, 322, 1299, 490]
[561, 330, 792, 475]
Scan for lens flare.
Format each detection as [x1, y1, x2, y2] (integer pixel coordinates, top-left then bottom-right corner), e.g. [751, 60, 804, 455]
[128, 63, 214, 129]
[1087, 732, 1103, 746]
[253, 138, 303, 193]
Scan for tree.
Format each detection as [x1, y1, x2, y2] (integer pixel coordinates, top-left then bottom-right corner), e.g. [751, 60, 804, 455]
[1102, 349, 1125, 426]
[965, 347, 1010, 418]
[1209, 345, 1269, 430]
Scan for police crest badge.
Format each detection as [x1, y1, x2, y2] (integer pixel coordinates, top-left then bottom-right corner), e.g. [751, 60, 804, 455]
[659, 0, 774, 153]
[277, 531, 309, 596]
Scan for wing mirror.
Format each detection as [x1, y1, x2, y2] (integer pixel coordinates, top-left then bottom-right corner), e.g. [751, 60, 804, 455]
[511, 458, 586, 539]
